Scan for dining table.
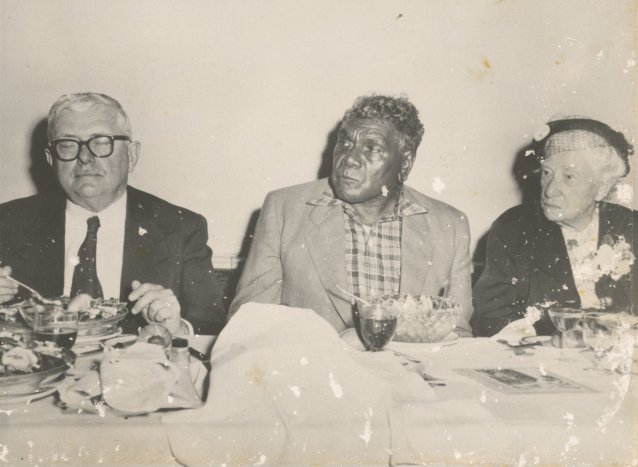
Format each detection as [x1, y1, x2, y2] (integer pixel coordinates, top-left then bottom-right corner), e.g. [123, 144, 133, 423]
[2, 306, 637, 466]
[1, 334, 216, 465]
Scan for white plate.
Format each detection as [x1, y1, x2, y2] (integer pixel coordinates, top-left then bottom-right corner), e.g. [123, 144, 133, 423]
[72, 328, 123, 355]
[0, 385, 58, 406]
[391, 332, 460, 348]
[72, 344, 103, 355]
[75, 327, 122, 345]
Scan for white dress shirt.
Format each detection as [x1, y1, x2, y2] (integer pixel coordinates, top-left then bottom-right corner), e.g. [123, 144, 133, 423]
[63, 193, 127, 299]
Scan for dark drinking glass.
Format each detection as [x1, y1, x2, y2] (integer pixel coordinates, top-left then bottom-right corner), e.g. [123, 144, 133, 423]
[358, 303, 397, 351]
[33, 305, 79, 350]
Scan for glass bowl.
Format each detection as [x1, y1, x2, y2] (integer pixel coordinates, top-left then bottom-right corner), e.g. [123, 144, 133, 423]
[19, 297, 128, 336]
[364, 294, 462, 343]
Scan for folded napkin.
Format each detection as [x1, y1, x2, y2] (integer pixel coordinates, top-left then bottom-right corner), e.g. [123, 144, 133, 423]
[59, 343, 205, 415]
[101, 343, 181, 414]
[164, 303, 437, 465]
[491, 318, 537, 345]
[493, 317, 586, 348]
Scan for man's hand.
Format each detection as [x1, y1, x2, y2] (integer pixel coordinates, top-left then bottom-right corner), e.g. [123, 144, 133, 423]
[128, 280, 186, 335]
[0, 266, 18, 304]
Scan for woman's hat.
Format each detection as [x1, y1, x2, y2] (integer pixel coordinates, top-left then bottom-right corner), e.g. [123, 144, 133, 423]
[532, 117, 633, 176]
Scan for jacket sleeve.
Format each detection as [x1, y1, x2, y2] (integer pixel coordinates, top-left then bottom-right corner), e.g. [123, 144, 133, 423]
[449, 213, 473, 337]
[471, 216, 527, 336]
[228, 192, 284, 319]
[179, 213, 227, 335]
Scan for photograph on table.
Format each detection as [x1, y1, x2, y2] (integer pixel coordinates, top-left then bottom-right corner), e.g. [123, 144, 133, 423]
[456, 367, 597, 394]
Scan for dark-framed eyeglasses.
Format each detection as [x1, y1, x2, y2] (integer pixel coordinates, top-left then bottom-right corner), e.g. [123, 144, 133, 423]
[49, 135, 131, 161]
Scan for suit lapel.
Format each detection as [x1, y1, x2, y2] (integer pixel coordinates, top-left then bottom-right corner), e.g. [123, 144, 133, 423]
[22, 194, 65, 297]
[399, 203, 433, 295]
[120, 188, 173, 300]
[305, 203, 351, 327]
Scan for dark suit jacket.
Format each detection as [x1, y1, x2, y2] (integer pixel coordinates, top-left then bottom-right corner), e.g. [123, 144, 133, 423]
[0, 186, 226, 334]
[471, 202, 637, 336]
[230, 179, 473, 335]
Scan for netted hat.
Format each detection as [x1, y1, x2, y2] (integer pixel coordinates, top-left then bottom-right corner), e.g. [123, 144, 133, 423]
[532, 118, 633, 176]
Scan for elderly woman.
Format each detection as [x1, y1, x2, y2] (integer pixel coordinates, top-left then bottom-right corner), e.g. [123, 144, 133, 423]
[472, 117, 637, 336]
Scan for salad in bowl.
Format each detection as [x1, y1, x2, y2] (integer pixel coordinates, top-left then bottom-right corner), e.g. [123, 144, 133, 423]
[18, 297, 128, 336]
[0, 331, 74, 398]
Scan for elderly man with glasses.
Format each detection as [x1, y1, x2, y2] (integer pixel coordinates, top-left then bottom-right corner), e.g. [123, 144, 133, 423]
[0, 93, 226, 335]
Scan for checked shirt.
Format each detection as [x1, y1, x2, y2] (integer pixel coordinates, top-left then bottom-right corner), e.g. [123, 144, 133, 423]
[308, 190, 427, 299]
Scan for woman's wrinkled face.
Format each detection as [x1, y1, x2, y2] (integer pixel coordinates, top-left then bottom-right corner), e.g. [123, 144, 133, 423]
[540, 149, 603, 230]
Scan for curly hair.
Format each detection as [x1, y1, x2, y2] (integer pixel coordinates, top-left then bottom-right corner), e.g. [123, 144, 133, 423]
[342, 95, 425, 155]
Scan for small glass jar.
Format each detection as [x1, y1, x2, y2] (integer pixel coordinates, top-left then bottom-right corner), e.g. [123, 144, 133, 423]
[170, 337, 203, 406]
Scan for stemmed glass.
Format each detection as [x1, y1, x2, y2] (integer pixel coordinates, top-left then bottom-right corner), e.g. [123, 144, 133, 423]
[357, 302, 397, 351]
[548, 307, 584, 360]
[582, 312, 624, 372]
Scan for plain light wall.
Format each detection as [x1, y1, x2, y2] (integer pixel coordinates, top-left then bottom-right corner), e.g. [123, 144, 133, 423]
[1, 0, 636, 265]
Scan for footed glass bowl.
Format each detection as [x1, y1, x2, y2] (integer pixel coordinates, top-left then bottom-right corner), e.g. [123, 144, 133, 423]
[364, 295, 461, 343]
[19, 297, 128, 336]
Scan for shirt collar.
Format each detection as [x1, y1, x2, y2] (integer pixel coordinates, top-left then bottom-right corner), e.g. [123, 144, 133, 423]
[307, 188, 427, 218]
[66, 192, 128, 224]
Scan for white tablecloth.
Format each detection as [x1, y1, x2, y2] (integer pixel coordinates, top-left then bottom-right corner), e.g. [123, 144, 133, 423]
[1, 335, 216, 466]
[387, 338, 637, 465]
[2, 312, 637, 466]
[165, 305, 637, 465]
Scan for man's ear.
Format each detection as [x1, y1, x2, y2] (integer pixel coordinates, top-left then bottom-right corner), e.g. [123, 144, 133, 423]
[399, 151, 415, 182]
[127, 141, 141, 173]
[44, 147, 53, 167]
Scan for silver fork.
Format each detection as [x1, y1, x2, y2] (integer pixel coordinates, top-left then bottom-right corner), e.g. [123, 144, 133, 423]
[9, 276, 57, 304]
[496, 339, 541, 348]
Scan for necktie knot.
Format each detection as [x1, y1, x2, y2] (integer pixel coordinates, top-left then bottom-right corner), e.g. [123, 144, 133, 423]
[87, 216, 100, 234]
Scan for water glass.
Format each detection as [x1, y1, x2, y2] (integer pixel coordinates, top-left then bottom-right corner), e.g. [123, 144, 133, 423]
[548, 307, 583, 360]
[582, 312, 629, 372]
[33, 305, 79, 350]
[357, 302, 397, 351]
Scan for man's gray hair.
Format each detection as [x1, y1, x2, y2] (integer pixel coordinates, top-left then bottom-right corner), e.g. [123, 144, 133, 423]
[342, 94, 425, 156]
[47, 92, 131, 140]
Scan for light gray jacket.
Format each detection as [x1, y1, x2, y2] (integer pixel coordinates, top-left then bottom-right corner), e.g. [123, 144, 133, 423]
[230, 179, 473, 335]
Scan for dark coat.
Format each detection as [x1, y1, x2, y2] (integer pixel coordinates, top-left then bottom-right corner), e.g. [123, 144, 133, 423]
[0, 186, 226, 334]
[471, 202, 637, 336]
